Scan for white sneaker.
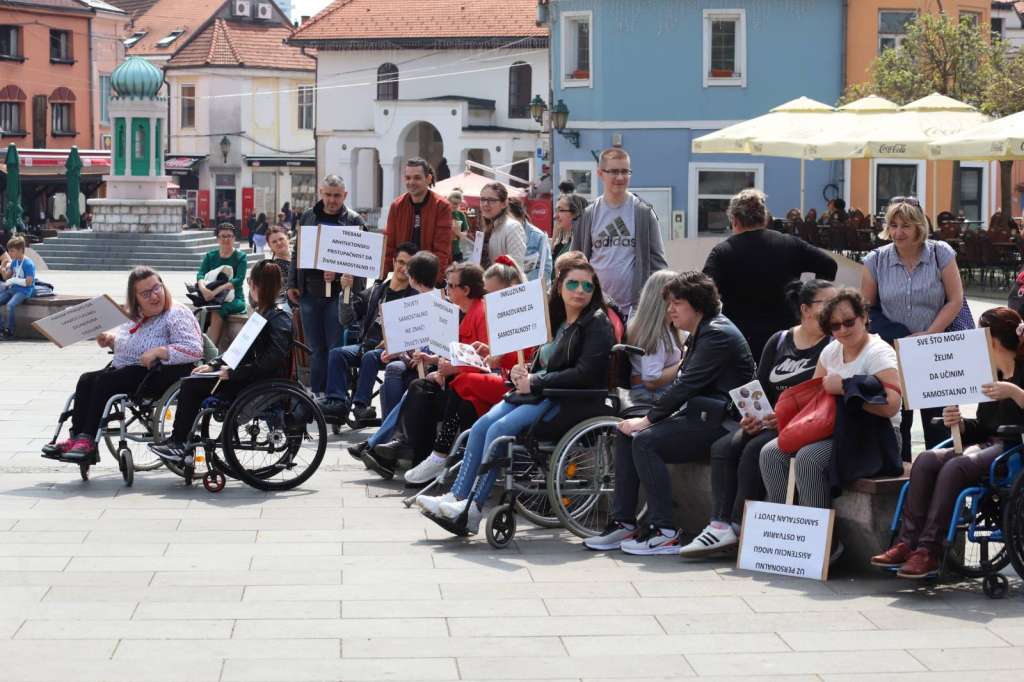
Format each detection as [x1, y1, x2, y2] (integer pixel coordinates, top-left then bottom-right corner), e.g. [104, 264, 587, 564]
[619, 525, 682, 556]
[404, 456, 448, 485]
[678, 524, 738, 558]
[438, 497, 483, 534]
[583, 521, 637, 551]
[415, 492, 456, 517]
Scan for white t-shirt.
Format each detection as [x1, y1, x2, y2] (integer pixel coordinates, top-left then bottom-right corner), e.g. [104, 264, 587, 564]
[631, 338, 683, 384]
[818, 333, 901, 428]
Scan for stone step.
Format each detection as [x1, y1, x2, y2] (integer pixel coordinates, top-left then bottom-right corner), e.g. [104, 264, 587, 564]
[42, 233, 218, 245]
[34, 245, 234, 255]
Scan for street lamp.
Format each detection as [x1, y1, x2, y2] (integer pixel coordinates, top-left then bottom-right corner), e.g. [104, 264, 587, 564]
[219, 136, 231, 163]
[550, 99, 579, 148]
[529, 95, 547, 123]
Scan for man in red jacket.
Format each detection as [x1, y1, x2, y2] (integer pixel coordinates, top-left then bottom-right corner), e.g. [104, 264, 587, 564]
[382, 158, 452, 284]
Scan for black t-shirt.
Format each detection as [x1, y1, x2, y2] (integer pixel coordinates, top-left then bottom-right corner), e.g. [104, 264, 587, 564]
[703, 229, 838, 359]
[757, 329, 830, 404]
[410, 195, 428, 248]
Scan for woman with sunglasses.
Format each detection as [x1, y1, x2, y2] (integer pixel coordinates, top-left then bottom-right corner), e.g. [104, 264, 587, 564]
[759, 289, 902, 557]
[861, 197, 966, 460]
[458, 183, 526, 269]
[416, 261, 614, 534]
[44, 267, 203, 461]
[150, 260, 293, 464]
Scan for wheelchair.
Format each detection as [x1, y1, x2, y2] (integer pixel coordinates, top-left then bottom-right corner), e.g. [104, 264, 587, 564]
[410, 344, 653, 548]
[884, 423, 1024, 598]
[157, 341, 328, 493]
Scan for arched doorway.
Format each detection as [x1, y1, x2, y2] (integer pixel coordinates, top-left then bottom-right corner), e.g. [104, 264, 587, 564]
[400, 121, 444, 176]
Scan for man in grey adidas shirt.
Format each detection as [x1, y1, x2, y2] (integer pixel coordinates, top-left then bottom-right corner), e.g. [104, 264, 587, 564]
[571, 148, 667, 318]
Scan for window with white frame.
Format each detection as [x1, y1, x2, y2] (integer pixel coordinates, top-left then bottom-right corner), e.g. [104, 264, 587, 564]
[49, 29, 72, 62]
[878, 10, 916, 53]
[180, 84, 196, 129]
[689, 163, 760, 234]
[561, 11, 592, 86]
[52, 102, 73, 134]
[960, 11, 981, 28]
[560, 161, 597, 199]
[703, 9, 746, 87]
[297, 86, 314, 130]
[0, 101, 22, 134]
[0, 25, 21, 59]
[99, 75, 111, 124]
[873, 160, 922, 215]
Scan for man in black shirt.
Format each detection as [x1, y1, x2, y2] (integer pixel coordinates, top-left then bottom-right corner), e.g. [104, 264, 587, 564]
[703, 189, 837, 358]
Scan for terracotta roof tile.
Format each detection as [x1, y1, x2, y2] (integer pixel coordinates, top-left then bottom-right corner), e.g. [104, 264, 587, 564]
[126, 0, 227, 56]
[6, 0, 93, 12]
[290, 0, 546, 43]
[167, 19, 314, 70]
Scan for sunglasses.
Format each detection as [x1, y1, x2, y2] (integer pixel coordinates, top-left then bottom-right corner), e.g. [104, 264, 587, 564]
[565, 279, 594, 294]
[138, 282, 163, 301]
[890, 195, 921, 207]
[829, 317, 859, 332]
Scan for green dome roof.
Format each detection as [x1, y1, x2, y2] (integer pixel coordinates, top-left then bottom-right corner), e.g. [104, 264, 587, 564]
[111, 57, 164, 98]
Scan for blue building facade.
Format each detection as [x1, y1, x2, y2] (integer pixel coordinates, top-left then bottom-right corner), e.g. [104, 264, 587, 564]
[543, 0, 844, 239]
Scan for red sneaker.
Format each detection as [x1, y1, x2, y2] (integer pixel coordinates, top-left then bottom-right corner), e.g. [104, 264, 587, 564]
[65, 438, 96, 460]
[870, 541, 913, 568]
[896, 548, 940, 578]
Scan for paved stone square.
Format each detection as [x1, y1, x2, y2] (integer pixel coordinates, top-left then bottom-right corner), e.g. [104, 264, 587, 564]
[0, 273, 1021, 680]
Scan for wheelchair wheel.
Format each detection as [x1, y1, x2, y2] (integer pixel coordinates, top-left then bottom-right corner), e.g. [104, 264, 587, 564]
[118, 448, 134, 487]
[486, 504, 516, 549]
[1002, 472, 1024, 581]
[547, 416, 640, 538]
[102, 391, 169, 473]
[982, 573, 1009, 599]
[945, 491, 1010, 579]
[159, 402, 232, 484]
[221, 382, 327, 491]
[510, 450, 561, 529]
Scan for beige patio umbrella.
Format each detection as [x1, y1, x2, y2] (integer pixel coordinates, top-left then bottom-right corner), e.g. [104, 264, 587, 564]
[928, 109, 1024, 161]
[691, 97, 838, 212]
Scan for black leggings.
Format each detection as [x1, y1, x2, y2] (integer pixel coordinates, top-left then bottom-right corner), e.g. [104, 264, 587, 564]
[71, 364, 192, 439]
[709, 427, 775, 525]
[171, 375, 245, 443]
[392, 379, 477, 464]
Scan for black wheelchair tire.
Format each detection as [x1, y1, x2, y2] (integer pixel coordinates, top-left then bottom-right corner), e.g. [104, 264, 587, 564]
[486, 504, 516, 549]
[1002, 472, 1024, 581]
[222, 382, 327, 491]
[945, 493, 1011, 579]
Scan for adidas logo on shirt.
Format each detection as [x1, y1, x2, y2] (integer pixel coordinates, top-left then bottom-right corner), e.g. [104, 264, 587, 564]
[594, 218, 636, 248]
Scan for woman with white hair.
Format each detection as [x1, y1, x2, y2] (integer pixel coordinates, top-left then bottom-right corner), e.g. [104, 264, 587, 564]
[624, 269, 684, 403]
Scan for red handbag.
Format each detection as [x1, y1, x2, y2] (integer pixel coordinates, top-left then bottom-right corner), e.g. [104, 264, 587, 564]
[775, 377, 837, 454]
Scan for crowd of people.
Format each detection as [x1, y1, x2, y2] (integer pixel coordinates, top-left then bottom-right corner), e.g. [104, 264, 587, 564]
[31, 145, 1024, 580]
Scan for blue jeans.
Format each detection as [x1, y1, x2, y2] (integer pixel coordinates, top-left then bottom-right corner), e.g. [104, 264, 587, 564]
[0, 289, 29, 334]
[300, 295, 341, 394]
[451, 399, 558, 505]
[382, 360, 416, 416]
[368, 392, 405, 448]
[324, 346, 382, 406]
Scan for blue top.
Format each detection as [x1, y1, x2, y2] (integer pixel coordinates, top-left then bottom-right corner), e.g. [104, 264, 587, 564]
[5, 257, 36, 297]
[863, 240, 956, 334]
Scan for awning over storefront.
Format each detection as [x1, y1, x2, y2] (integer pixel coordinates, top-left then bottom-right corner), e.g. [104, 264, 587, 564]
[0, 148, 110, 176]
[245, 156, 315, 168]
[165, 155, 206, 176]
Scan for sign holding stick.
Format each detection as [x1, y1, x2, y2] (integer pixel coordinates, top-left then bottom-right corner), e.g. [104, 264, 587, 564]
[32, 295, 130, 348]
[485, 278, 551, 357]
[895, 327, 996, 453]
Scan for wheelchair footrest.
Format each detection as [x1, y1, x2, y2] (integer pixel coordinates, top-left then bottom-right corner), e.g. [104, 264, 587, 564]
[421, 510, 472, 537]
[41, 451, 100, 466]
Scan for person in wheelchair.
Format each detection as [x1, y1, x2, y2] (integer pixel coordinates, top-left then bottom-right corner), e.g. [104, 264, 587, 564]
[681, 279, 836, 558]
[416, 260, 614, 534]
[872, 306, 1024, 578]
[44, 267, 203, 460]
[149, 260, 292, 463]
[316, 242, 420, 422]
[587, 271, 755, 555]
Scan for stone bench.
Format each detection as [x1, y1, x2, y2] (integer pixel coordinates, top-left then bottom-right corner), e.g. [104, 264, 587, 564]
[11, 295, 91, 340]
[668, 461, 911, 571]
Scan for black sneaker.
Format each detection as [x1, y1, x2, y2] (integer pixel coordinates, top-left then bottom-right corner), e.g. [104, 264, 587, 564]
[374, 439, 414, 462]
[361, 451, 395, 480]
[351, 404, 377, 421]
[317, 398, 349, 419]
[148, 440, 186, 463]
[347, 441, 369, 461]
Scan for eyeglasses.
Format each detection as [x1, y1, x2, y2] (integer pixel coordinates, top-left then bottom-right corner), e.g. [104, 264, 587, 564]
[565, 279, 594, 294]
[810, 299, 831, 305]
[890, 196, 921, 207]
[828, 317, 859, 332]
[557, 208, 574, 214]
[444, 280, 463, 290]
[217, 233, 234, 240]
[138, 282, 163, 301]
[479, 197, 502, 205]
[601, 168, 632, 177]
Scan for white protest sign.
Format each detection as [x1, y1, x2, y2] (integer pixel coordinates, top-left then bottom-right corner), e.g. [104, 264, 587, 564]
[427, 296, 460, 359]
[220, 312, 267, 369]
[381, 293, 433, 354]
[470, 234, 484, 265]
[895, 328, 996, 411]
[296, 224, 385, 279]
[737, 500, 836, 581]
[485, 278, 551, 357]
[32, 295, 130, 348]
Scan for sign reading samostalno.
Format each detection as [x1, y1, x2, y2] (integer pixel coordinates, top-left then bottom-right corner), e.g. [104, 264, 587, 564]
[297, 224, 385, 280]
[484, 278, 551, 357]
[32, 295, 130, 348]
[737, 501, 835, 581]
[381, 292, 459, 359]
[895, 327, 996, 411]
